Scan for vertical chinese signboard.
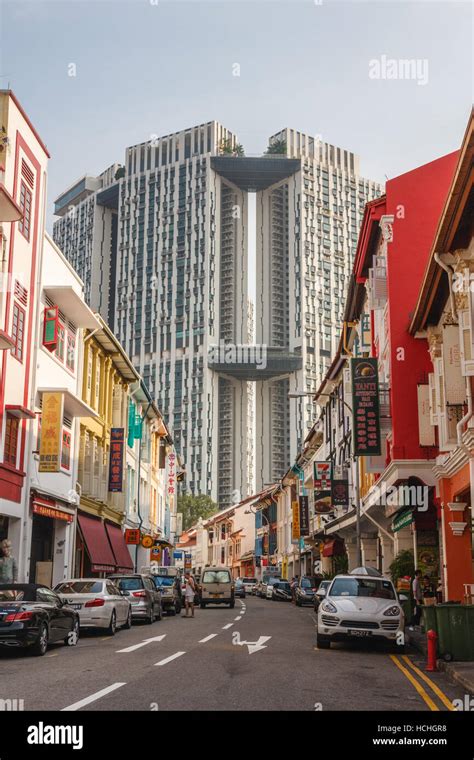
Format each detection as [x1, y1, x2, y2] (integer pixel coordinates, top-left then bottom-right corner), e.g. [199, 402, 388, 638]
[299, 495, 310, 536]
[313, 461, 332, 514]
[351, 358, 381, 456]
[39, 392, 63, 472]
[108, 428, 124, 492]
[291, 484, 300, 542]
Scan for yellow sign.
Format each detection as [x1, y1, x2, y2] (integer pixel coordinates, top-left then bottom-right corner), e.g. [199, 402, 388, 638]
[39, 392, 63, 472]
[292, 501, 300, 541]
[141, 535, 153, 549]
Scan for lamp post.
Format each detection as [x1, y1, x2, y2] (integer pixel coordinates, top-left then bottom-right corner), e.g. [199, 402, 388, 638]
[288, 390, 362, 567]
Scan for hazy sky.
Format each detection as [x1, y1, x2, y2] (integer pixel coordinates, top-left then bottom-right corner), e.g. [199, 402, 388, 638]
[1, 0, 472, 235]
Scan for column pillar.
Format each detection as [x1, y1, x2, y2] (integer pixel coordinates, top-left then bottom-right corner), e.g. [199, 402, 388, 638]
[361, 536, 379, 570]
[380, 533, 395, 577]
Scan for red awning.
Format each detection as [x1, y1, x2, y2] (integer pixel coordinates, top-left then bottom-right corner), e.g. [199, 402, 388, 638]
[322, 539, 345, 557]
[105, 522, 134, 573]
[77, 512, 116, 573]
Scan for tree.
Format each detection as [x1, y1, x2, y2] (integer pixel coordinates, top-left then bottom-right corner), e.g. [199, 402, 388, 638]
[389, 549, 415, 587]
[265, 138, 287, 155]
[177, 493, 218, 531]
[219, 138, 245, 157]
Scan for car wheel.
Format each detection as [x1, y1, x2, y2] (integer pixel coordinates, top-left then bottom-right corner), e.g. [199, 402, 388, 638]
[155, 605, 162, 621]
[123, 608, 132, 629]
[65, 619, 80, 646]
[32, 623, 48, 656]
[230, 600, 235, 609]
[296, 599, 302, 607]
[317, 635, 331, 649]
[176, 601, 182, 615]
[107, 611, 117, 635]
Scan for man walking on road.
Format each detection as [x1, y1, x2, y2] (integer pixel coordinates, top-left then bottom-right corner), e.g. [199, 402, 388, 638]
[183, 572, 196, 618]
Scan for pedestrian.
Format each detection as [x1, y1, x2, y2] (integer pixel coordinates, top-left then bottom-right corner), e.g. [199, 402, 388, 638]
[0, 540, 18, 583]
[183, 571, 196, 618]
[410, 569, 423, 628]
[290, 575, 299, 603]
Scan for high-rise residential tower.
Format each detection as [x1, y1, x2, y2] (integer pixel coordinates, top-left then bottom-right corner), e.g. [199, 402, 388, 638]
[53, 123, 381, 506]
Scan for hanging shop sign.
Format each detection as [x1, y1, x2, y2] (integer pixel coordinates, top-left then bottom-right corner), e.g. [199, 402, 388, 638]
[313, 462, 332, 514]
[299, 495, 310, 537]
[32, 501, 74, 523]
[291, 500, 300, 542]
[108, 428, 125, 492]
[141, 535, 154, 549]
[391, 509, 414, 533]
[150, 547, 162, 562]
[331, 478, 349, 508]
[125, 529, 140, 545]
[39, 392, 64, 473]
[184, 553, 192, 570]
[351, 357, 381, 456]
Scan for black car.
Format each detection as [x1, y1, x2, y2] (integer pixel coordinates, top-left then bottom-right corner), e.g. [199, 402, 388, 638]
[271, 581, 292, 601]
[0, 583, 80, 656]
[295, 576, 321, 607]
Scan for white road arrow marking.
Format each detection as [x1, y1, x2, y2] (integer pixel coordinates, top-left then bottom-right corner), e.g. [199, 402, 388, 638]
[232, 631, 271, 654]
[116, 634, 166, 653]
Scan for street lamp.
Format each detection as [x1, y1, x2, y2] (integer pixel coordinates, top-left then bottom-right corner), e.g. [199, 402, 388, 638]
[288, 389, 362, 567]
[245, 506, 271, 573]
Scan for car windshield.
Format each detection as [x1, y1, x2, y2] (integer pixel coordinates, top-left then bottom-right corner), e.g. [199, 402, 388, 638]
[55, 581, 104, 594]
[235, 580, 244, 587]
[202, 571, 231, 583]
[153, 577, 174, 588]
[277, 583, 291, 591]
[112, 578, 143, 591]
[330, 578, 396, 600]
[301, 577, 318, 588]
[268, 577, 281, 586]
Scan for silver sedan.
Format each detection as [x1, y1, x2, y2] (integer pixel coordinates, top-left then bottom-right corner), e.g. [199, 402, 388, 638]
[55, 579, 131, 635]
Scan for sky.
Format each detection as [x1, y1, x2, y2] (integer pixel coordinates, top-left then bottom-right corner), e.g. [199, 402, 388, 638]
[1, 0, 472, 238]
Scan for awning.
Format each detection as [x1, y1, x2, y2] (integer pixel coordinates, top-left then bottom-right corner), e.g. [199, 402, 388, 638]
[322, 539, 345, 557]
[105, 522, 134, 573]
[5, 404, 36, 419]
[391, 509, 414, 533]
[38, 388, 99, 419]
[240, 551, 255, 562]
[77, 512, 116, 573]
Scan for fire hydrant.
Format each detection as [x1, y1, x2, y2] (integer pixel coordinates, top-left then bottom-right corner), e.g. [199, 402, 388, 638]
[426, 629, 438, 672]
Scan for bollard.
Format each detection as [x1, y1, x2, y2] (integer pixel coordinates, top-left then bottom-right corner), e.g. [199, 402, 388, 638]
[426, 628, 438, 672]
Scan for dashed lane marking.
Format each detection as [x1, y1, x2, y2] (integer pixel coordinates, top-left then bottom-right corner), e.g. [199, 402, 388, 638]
[222, 623, 233, 630]
[154, 651, 186, 667]
[234, 616, 242, 621]
[199, 634, 218, 643]
[62, 682, 126, 711]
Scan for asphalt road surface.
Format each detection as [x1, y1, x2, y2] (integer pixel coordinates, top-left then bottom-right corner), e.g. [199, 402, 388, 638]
[0, 595, 464, 712]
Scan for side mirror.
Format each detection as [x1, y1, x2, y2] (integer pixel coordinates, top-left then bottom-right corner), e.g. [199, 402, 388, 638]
[398, 594, 408, 602]
[317, 588, 326, 598]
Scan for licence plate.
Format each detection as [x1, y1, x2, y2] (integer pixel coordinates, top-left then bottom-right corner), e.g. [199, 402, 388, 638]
[211, 593, 222, 598]
[70, 603, 82, 610]
[348, 629, 371, 637]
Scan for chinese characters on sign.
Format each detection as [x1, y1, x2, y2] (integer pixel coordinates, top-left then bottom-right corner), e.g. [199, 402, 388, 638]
[298, 495, 310, 537]
[291, 501, 300, 541]
[351, 358, 381, 456]
[108, 428, 124, 492]
[331, 479, 349, 508]
[39, 392, 63, 472]
[167, 450, 176, 506]
[125, 529, 140, 545]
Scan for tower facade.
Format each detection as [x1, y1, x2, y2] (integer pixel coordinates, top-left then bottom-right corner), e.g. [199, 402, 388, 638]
[54, 123, 381, 506]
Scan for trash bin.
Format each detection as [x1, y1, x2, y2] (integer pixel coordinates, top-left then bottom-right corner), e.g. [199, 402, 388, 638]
[434, 604, 474, 662]
[422, 605, 438, 636]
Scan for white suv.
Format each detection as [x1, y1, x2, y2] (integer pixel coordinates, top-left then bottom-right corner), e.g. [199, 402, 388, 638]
[317, 572, 405, 651]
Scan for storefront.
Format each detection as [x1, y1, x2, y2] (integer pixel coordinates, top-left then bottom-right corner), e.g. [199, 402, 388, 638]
[75, 510, 116, 577]
[29, 493, 75, 587]
[438, 463, 473, 602]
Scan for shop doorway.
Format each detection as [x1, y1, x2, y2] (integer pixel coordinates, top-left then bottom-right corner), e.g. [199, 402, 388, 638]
[29, 514, 54, 585]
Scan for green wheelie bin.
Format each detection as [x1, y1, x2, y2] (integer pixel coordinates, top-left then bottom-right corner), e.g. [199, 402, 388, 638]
[434, 604, 474, 662]
[422, 605, 438, 636]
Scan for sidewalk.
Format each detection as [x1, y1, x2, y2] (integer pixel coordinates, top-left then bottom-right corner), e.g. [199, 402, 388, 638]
[406, 627, 474, 695]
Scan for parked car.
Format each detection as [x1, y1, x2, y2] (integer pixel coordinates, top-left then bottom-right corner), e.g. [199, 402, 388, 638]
[271, 581, 292, 601]
[108, 574, 162, 623]
[295, 576, 321, 607]
[313, 580, 332, 612]
[150, 574, 182, 615]
[265, 577, 283, 599]
[317, 572, 405, 651]
[241, 577, 257, 595]
[0, 583, 80, 656]
[55, 579, 131, 634]
[200, 567, 234, 608]
[234, 579, 246, 599]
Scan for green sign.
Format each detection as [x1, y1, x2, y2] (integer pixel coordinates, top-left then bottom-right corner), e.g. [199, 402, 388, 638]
[391, 509, 414, 533]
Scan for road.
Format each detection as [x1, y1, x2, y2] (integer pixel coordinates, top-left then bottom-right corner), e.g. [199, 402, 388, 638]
[0, 595, 464, 712]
